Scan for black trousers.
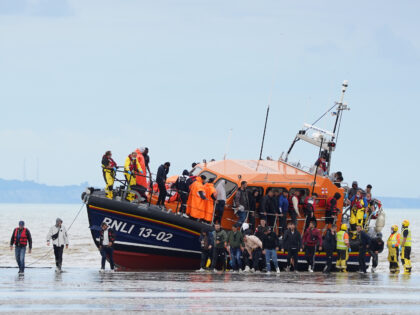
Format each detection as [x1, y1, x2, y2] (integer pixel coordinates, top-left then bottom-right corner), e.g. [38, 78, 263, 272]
[179, 191, 189, 214]
[200, 249, 212, 268]
[305, 246, 316, 270]
[244, 248, 262, 270]
[325, 249, 333, 272]
[359, 247, 367, 272]
[53, 245, 64, 268]
[157, 182, 167, 206]
[214, 200, 225, 223]
[278, 215, 286, 236]
[289, 212, 297, 225]
[211, 247, 226, 270]
[287, 248, 299, 269]
[369, 250, 379, 268]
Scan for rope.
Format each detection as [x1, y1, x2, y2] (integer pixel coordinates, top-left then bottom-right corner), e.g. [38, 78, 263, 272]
[305, 103, 338, 132]
[25, 203, 85, 267]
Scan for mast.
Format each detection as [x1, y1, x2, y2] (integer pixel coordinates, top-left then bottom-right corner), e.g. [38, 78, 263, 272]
[258, 104, 270, 160]
[326, 80, 349, 174]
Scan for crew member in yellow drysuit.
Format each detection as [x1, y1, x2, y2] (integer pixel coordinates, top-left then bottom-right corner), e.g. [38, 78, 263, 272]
[101, 151, 117, 199]
[336, 224, 350, 272]
[349, 190, 366, 236]
[387, 225, 401, 274]
[124, 152, 143, 201]
[401, 220, 412, 275]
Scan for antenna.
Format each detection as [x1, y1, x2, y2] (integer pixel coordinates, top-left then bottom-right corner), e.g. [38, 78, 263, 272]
[327, 80, 350, 173]
[223, 129, 233, 160]
[259, 104, 270, 160]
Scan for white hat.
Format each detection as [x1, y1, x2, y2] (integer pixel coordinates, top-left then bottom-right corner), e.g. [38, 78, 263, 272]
[242, 222, 250, 231]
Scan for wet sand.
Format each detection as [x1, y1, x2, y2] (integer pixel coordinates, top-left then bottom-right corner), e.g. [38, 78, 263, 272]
[1, 268, 419, 313]
[1, 204, 419, 313]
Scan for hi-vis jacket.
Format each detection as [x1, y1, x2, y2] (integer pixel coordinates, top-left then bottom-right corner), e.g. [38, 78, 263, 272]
[46, 225, 69, 247]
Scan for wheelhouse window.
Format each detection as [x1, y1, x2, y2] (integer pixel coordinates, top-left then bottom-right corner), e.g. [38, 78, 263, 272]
[199, 171, 217, 181]
[214, 178, 238, 199]
[191, 167, 203, 176]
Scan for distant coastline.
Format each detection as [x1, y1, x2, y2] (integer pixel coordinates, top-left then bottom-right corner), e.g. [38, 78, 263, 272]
[0, 178, 419, 208]
[0, 178, 88, 204]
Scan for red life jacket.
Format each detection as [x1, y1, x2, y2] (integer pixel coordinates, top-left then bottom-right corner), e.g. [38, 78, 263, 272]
[14, 228, 28, 246]
[102, 155, 117, 168]
[128, 156, 139, 172]
[327, 197, 333, 209]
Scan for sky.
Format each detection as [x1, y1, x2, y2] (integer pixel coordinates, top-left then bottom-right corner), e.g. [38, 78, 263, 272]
[0, 0, 419, 197]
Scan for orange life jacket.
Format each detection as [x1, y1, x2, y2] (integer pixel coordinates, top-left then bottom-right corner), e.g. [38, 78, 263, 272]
[135, 149, 147, 187]
[187, 177, 206, 219]
[204, 183, 217, 222]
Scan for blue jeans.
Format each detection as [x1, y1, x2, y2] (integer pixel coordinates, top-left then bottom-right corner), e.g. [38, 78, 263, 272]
[265, 249, 278, 271]
[15, 246, 26, 272]
[236, 211, 247, 225]
[230, 247, 242, 271]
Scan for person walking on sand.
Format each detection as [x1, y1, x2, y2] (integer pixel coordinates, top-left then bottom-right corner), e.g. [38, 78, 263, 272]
[100, 222, 116, 272]
[10, 221, 32, 275]
[46, 218, 69, 273]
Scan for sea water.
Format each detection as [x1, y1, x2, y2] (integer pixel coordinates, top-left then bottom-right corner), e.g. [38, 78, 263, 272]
[0, 204, 419, 313]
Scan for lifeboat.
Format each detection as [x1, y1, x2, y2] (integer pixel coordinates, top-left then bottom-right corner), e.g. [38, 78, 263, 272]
[83, 80, 380, 272]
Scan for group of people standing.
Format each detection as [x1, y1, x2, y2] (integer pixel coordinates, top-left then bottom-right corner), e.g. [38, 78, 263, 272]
[9, 219, 115, 274]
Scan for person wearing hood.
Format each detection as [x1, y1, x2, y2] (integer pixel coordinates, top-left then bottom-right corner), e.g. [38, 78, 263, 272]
[135, 148, 148, 190]
[197, 229, 214, 272]
[173, 170, 190, 216]
[303, 195, 317, 232]
[326, 193, 341, 228]
[347, 181, 359, 201]
[214, 180, 227, 223]
[156, 162, 170, 207]
[204, 178, 217, 223]
[187, 175, 207, 220]
[124, 152, 144, 202]
[10, 221, 32, 275]
[46, 218, 69, 273]
[101, 151, 117, 199]
[369, 232, 384, 273]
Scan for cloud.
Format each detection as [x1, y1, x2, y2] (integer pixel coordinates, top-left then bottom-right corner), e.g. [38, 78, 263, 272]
[0, 0, 74, 17]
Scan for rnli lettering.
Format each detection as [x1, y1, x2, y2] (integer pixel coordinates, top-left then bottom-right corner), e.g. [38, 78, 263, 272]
[101, 218, 173, 243]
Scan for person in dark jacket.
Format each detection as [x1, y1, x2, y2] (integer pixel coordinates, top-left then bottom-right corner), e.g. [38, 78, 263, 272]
[173, 170, 190, 215]
[234, 181, 249, 225]
[323, 224, 337, 274]
[282, 221, 302, 272]
[226, 224, 244, 272]
[248, 189, 260, 231]
[198, 230, 214, 271]
[156, 162, 170, 207]
[99, 222, 116, 272]
[262, 227, 280, 273]
[260, 190, 277, 230]
[10, 221, 32, 274]
[278, 190, 289, 236]
[303, 221, 323, 272]
[303, 195, 317, 232]
[211, 222, 228, 272]
[326, 193, 341, 227]
[369, 233, 384, 273]
[356, 225, 371, 273]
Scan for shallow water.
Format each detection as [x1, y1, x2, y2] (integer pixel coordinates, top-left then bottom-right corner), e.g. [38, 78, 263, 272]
[0, 204, 419, 313]
[0, 268, 419, 313]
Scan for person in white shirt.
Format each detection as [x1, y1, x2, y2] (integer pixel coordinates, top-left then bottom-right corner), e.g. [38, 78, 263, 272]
[99, 222, 115, 272]
[46, 218, 69, 272]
